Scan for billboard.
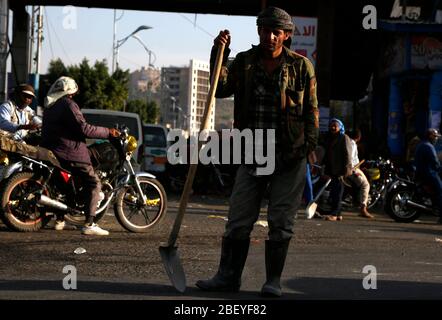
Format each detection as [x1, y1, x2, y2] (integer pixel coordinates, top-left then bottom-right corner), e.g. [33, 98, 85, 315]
[290, 16, 318, 66]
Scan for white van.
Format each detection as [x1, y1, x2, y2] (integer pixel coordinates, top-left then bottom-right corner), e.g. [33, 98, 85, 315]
[142, 124, 168, 173]
[82, 109, 143, 163]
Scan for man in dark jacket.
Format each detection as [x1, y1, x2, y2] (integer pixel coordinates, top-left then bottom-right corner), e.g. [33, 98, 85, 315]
[41, 76, 119, 235]
[414, 128, 442, 224]
[321, 118, 352, 221]
[196, 7, 319, 297]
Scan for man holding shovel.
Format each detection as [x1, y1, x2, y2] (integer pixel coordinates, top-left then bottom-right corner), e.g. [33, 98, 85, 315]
[195, 7, 319, 297]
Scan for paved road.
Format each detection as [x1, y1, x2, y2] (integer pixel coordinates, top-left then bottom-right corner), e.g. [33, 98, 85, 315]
[0, 193, 441, 303]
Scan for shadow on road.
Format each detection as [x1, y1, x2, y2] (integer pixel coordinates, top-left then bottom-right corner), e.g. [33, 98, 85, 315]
[284, 276, 442, 299]
[0, 276, 441, 300]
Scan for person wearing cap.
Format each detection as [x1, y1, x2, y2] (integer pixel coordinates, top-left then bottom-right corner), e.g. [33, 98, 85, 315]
[195, 7, 319, 297]
[414, 128, 442, 224]
[0, 83, 42, 141]
[40, 76, 120, 236]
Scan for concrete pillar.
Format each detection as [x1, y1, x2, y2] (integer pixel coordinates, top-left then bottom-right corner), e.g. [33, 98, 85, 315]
[388, 76, 404, 157]
[10, 4, 29, 86]
[429, 71, 442, 130]
[0, 0, 8, 101]
[316, 0, 335, 107]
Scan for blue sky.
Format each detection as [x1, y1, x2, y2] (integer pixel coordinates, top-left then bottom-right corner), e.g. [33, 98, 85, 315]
[38, 6, 258, 73]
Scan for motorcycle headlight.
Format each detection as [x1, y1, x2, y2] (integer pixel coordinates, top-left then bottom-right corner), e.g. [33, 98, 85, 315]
[0, 151, 9, 165]
[126, 135, 138, 153]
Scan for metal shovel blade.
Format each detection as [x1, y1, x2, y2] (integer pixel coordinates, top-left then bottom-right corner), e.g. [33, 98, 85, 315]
[159, 244, 186, 293]
[306, 202, 318, 219]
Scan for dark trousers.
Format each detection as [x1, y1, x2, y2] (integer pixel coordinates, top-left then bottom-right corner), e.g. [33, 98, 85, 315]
[427, 174, 442, 217]
[329, 176, 344, 216]
[225, 157, 306, 241]
[59, 159, 101, 219]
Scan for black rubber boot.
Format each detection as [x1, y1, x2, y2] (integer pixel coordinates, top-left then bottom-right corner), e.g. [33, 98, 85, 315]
[261, 239, 290, 297]
[195, 237, 250, 292]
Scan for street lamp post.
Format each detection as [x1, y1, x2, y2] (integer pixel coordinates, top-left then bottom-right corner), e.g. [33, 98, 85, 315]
[113, 25, 152, 73]
[131, 34, 156, 68]
[175, 105, 189, 130]
[170, 96, 176, 129]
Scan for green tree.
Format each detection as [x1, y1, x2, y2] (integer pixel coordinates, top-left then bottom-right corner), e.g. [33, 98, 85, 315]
[45, 58, 129, 111]
[125, 99, 159, 124]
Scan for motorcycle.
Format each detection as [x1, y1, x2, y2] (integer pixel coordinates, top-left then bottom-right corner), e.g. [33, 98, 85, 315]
[385, 172, 440, 223]
[0, 129, 42, 181]
[348, 158, 398, 209]
[0, 125, 167, 233]
[313, 157, 401, 212]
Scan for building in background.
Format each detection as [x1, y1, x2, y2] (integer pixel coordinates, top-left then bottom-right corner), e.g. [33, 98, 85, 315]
[187, 59, 214, 136]
[160, 59, 215, 136]
[128, 66, 161, 108]
[372, 2, 442, 161]
[160, 65, 189, 131]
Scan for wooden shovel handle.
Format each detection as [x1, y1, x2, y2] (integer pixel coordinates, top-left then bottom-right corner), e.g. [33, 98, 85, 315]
[167, 43, 226, 246]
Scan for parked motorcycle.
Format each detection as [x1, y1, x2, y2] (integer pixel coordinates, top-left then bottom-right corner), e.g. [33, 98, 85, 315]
[314, 157, 402, 212]
[351, 158, 398, 209]
[385, 174, 440, 223]
[0, 125, 167, 232]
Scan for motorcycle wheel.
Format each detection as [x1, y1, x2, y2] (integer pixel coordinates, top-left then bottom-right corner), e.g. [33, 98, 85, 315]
[385, 186, 421, 223]
[114, 177, 167, 232]
[0, 172, 51, 232]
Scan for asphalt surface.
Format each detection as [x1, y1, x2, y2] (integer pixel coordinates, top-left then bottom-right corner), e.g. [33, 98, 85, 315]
[0, 191, 441, 302]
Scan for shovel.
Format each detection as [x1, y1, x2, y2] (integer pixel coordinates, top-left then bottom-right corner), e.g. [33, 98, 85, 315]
[306, 177, 332, 219]
[306, 160, 366, 219]
[159, 42, 226, 293]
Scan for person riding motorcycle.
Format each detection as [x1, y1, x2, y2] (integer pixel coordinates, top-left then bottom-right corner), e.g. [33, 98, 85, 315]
[40, 76, 120, 235]
[0, 84, 41, 141]
[414, 128, 442, 224]
[0, 84, 42, 180]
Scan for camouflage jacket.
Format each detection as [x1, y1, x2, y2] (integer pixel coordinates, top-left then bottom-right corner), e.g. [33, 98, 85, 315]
[210, 45, 319, 161]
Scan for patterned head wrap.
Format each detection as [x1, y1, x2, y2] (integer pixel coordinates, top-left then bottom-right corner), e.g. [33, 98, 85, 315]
[44, 76, 79, 108]
[256, 7, 294, 33]
[330, 118, 345, 135]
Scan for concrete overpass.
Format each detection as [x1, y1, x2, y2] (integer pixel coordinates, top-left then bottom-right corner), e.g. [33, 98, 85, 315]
[1, 0, 415, 104]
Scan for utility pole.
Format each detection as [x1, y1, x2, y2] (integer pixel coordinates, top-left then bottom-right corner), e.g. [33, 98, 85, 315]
[112, 9, 124, 73]
[112, 9, 116, 73]
[35, 6, 43, 75]
[0, 0, 9, 102]
[29, 5, 43, 108]
[28, 6, 35, 75]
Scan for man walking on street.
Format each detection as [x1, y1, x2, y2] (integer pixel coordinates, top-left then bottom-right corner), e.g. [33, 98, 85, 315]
[195, 7, 319, 297]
